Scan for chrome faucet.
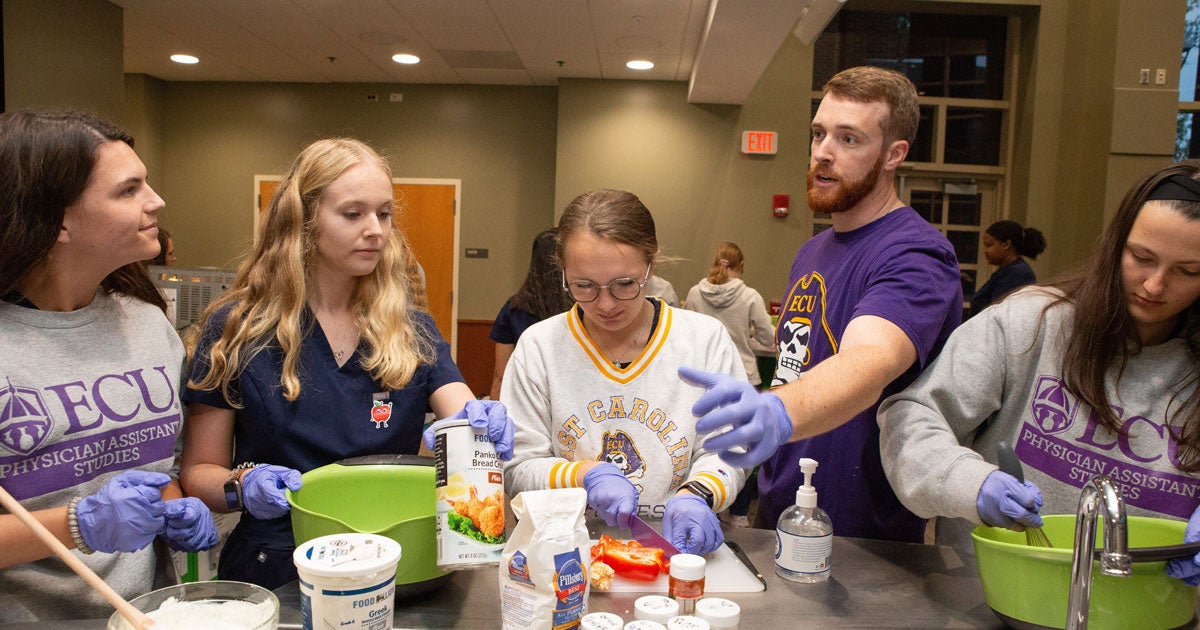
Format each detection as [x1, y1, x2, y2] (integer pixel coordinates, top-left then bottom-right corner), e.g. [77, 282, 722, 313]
[1066, 475, 1131, 629]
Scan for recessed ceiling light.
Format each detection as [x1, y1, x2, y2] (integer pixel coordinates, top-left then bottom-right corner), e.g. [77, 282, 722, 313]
[392, 53, 420, 65]
[626, 60, 654, 70]
[170, 54, 199, 65]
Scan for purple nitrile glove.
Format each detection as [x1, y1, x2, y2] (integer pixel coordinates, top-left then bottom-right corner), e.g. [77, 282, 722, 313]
[242, 464, 302, 520]
[76, 470, 171, 553]
[162, 497, 218, 552]
[1167, 504, 1200, 586]
[583, 463, 639, 529]
[663, 493, 724, 555]
[976, 470, 1044, 529]
[422, 400, 516, 460]
[680, 366, 793, 469]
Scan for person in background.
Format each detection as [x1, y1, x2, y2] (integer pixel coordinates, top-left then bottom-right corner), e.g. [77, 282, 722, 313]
[503, 189, 746, 555]
[489, 228, 572, 400]
[0, 110, 216, 621]
[876, 161, 1200, 587]
[968, 219, 1046, 317]
[644, 272, 679, 308]
[150, 227, 177, 266]
[679, 66, 962, 543]
[180, 137, 514, 590]
[684, 242, 775, 387]
[684, 242, 775, 528]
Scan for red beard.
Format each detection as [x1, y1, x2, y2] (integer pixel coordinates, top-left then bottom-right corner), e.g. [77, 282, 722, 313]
[806, 154, 885, 214]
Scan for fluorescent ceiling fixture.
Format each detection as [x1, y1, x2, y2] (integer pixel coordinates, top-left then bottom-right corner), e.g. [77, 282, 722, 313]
[392, 53, 420, 65]
[626, 60, 654, 70]
[170, 54, 199, 64]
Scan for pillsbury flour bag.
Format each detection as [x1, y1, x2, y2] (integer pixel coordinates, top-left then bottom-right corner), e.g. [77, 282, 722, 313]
[500, 488, 591, 630]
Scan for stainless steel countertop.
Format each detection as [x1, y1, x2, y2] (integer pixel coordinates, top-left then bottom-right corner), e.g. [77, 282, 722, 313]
[274, 524, 1006, 629]
[0, 525, 1007, 629]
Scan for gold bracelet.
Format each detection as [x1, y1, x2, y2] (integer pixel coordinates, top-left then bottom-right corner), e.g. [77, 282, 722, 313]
[67, 497, 96, 555]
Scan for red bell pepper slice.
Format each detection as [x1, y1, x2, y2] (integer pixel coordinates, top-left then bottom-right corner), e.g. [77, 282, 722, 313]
[590, 534, 666, 582]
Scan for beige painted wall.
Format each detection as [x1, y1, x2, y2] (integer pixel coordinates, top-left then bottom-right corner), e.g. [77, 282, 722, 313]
[140, 81, 557, 319]
[2, 0, 124, 122]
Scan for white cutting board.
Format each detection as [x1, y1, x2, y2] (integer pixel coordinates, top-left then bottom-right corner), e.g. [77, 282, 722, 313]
[591, 541, 765, 593]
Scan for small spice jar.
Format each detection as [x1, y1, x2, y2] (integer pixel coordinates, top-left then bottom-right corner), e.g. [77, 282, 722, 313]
[694, 597, 741, 630]
[668, 553, 707, 615]
[666, 615, 711, 630]
[582, 612, 625, 630]
[634, 595, 680, 624]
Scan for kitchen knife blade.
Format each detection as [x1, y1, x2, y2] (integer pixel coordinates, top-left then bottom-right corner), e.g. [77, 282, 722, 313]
[629, 514, 680, 559]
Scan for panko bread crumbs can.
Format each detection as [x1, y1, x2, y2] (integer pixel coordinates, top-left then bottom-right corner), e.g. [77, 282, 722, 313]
[435, 417, 505, 569]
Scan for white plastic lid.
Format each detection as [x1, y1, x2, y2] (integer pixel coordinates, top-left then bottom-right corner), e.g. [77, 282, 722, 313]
[666, 616, 711, 630]
[625, 621, 667, 630]
[292, 533, 401, 578]
[634, 595, 680, 623]
[694, 598, 741, 628]
[581, 612, 625, 630]
[668, 553, 706, 580]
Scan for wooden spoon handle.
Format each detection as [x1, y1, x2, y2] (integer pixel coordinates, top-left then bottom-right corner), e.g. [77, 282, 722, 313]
[0, 484, 155, 629]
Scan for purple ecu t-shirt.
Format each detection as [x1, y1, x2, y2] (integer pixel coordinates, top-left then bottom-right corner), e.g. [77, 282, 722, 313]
[760, 207, 962, 543]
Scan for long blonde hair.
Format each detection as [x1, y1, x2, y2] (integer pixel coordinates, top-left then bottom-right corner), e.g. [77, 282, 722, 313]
[187, 137, 435, 404]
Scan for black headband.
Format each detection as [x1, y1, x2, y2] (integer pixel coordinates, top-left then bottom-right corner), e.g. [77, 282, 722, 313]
[1147, 174, 1200, 203]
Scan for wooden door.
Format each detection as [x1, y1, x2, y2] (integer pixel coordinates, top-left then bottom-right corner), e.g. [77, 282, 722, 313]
[255, 178, 459, 351]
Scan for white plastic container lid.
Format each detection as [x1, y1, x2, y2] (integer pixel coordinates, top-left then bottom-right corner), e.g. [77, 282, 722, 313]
[666, 616, 710, 630]
[624, 621, 667, 630]
[581, 612, 625, 630]
[668, 554, 706, 580]
[634, 595, 680, 624]
[694, 598, 741, 628]
[292, 533, 401, 578]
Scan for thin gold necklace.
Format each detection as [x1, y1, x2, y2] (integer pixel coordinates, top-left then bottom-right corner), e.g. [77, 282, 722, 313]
[603, 305, 650, 367]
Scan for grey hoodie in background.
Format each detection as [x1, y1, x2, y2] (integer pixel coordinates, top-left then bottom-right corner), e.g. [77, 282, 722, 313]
[684, 278, 775, 385]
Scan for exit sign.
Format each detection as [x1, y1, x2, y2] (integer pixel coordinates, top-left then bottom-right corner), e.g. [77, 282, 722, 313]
[741, 130, 778, 155]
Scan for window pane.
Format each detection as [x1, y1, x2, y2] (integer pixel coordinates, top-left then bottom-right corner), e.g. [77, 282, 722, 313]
[910, 191, 942, 223]
[947, 230, 980, 264]
[1182, 5, 1200, 101]
[1177, 112, 1200, 160]
[814, 11, 1007, 100]
[961, 269, 978, 297]
[946, 108, 1002, 165]
[948, 193, 982, 226]
[909, 106, 935, 162]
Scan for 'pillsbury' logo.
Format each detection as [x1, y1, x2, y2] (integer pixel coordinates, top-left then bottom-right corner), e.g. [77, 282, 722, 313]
[552, 549, 587, 626]
[507, 550, 534, 587]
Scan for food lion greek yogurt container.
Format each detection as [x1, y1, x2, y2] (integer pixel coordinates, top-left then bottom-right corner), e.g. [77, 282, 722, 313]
[434, 417, 506, 569]
[293, 533, 402, 630]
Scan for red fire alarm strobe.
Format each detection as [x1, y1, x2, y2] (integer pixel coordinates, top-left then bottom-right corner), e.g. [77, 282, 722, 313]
[741, 130, 778, 155]
[773, 194, 790, 217]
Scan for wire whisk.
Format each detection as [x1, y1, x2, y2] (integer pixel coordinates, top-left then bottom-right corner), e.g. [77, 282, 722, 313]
[997, 440, 1053, 548]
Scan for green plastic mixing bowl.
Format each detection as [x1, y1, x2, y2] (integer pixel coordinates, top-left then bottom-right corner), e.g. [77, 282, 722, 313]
[972, 514, 1196, 629]
[286, 454, 451, 596]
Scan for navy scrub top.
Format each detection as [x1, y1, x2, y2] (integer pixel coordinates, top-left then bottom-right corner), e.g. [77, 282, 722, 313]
[183, 303, 464, 543]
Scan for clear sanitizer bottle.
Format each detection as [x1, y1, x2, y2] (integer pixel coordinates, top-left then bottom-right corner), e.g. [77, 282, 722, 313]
[774, 457, 832, 582]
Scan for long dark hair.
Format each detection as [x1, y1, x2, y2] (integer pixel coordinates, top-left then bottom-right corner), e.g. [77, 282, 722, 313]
[1050, 160, 1200, 471]
[509, 228, 571, 319]
[0, 109, 165, 311]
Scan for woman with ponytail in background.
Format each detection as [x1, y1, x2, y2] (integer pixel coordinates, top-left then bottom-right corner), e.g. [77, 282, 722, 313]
[969, 220, 1047, 316]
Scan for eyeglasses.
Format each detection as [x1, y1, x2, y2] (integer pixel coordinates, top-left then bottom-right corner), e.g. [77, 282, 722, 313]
[562, 264, 651, 303]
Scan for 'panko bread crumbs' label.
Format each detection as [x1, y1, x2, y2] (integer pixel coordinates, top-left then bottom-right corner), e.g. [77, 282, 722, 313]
[435, 418, 506, 569]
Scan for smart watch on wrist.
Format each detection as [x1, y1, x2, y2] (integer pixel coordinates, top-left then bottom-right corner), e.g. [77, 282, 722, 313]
[223, 462, 257, 511]
[680, 480, 715, 508]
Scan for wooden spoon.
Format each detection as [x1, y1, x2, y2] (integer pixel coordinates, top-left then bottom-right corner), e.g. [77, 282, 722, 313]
[0, 483, 156, 629]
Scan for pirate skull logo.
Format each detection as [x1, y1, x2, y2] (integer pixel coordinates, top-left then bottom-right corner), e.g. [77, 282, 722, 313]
[773, 317, 812, 385]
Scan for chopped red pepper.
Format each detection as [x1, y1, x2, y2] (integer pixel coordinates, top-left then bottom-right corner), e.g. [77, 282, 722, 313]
[589, 534, 666, 582]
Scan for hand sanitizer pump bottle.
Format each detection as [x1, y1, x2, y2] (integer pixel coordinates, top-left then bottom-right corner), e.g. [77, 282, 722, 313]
[774, 457, 832, 582]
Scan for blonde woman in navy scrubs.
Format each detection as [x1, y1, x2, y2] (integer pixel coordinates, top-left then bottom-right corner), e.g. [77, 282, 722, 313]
[180, 138, 514, 590]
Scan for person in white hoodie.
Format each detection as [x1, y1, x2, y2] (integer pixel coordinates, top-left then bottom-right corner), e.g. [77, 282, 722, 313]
[684, 242, 775, 386]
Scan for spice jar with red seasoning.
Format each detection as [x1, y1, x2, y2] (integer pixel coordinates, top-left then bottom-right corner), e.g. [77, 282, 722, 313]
[667, 554, 706, 615]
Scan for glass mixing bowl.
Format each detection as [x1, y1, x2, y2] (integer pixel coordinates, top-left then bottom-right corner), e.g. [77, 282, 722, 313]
[107, 580, 278, 630]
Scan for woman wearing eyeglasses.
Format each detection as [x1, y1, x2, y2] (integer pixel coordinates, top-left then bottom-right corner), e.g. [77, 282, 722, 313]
[501, 189, 747, 555]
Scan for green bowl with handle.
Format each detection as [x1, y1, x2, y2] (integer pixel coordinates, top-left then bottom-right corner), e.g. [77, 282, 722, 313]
[972, 514, 1196, 629]
[286, 454, 452, 597]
